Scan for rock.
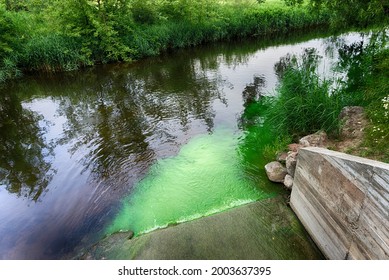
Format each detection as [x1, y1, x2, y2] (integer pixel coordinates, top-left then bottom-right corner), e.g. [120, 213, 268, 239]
[288, 143, 303, 153]
[325, 106, 368, 154]
[299, 131, 327, 147]
[284, 174, 294, 190]
[276, 152, 288, 164]
[339, 106, 366, 140]
[286, 152, 298, 177]
[339, 106, 364, 120]
[264, 161, 287, 183]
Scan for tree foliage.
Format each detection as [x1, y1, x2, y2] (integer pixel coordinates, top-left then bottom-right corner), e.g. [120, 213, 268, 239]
[0, 7, 23, 81]
[0, 0, 386, 83]
[285, 0, 389, 25]
[52, 0, 134, 62]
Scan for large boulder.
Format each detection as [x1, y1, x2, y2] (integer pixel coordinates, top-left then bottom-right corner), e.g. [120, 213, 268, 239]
[264, 161, 287, 183]
[288, 143, 304, 152]
[339, 106, 366, 140]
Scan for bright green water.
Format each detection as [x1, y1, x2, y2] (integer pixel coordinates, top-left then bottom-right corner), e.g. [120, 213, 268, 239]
[107, 127, 277, 236]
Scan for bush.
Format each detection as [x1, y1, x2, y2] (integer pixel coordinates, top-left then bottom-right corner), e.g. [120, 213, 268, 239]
[0, 8, 23, 82]
[130, 0, 159, 24]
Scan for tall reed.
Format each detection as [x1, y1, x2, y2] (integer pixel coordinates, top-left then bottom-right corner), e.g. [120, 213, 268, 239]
[267, 49, 342, 138]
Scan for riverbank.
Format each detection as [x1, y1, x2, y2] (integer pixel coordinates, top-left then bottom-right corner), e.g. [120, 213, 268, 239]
[261, 29, 389, 164]
[1, 0, 332, 83]
[264, 113, 367, 190]
[263, 108, 389, 259]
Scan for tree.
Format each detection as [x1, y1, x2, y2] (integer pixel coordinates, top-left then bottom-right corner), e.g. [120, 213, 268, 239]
[285, 0, 389, 25]
[0, 7, 23, 82]
[2, 0, 47, 11]
[53, 0, 134, 62]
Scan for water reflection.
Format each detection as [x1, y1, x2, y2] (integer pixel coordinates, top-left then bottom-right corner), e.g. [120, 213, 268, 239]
[0, 93, 54, 201]
[242, 74, 266, 107]
[0, 43, 233, 259]
[56, 77, 155, 181]
[53, 56, 229, 182]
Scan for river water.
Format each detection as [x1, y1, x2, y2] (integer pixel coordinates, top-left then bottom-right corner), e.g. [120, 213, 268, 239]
[0, 29, 366, 259]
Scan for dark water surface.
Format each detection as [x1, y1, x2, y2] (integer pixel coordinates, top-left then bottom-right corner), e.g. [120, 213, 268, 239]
[0, 30, 365, 259]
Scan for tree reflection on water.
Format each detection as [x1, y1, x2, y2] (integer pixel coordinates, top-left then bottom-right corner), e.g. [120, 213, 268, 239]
[0, 93, 54, 201]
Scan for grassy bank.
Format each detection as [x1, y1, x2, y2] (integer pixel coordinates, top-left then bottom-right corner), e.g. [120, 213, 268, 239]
[260, 29, 389, 162]
[1, 0, 332, 83]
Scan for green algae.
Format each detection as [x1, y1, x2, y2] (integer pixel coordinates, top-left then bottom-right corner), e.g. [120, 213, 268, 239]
[106, 127, 280, 236]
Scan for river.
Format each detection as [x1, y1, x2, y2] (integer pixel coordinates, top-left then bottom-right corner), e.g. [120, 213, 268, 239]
[0, 29, 366, 259]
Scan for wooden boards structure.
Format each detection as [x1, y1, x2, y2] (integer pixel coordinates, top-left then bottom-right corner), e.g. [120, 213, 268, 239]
[290, 147, 389, 259]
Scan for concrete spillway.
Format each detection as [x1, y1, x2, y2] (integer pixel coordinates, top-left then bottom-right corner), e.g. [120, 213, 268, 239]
[80, 197, 322, 260]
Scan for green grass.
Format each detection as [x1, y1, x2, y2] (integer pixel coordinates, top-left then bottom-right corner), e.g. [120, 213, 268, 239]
[266, 48, 342, 138]
[0, 0, 331, 83]
[122, 0, 330, 61]
[359, 48, 389, 162]
[20, 34, 90, 72]
[263, 29, 389, 162]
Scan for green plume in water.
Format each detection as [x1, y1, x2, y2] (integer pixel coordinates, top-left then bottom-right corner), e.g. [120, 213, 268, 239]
[106, 127, 279, 236]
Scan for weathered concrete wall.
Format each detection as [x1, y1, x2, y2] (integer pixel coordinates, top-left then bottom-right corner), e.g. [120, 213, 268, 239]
[290, 147, 389, 260]
[80, 197, 323, 260]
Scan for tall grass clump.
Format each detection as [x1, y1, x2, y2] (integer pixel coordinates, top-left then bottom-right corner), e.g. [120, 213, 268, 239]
[21, 34, 90, 72]
[267, 48, 342, 138]
[236, 1, 329, 36]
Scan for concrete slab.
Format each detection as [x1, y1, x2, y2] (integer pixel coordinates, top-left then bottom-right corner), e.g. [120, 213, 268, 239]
[80, 196, 323, 260]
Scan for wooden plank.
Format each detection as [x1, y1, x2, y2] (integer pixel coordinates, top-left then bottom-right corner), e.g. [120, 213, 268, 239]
[291, 147, 389, 260]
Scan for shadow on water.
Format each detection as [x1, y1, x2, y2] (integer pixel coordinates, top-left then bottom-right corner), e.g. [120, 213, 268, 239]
[0, 27, 371, 259]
